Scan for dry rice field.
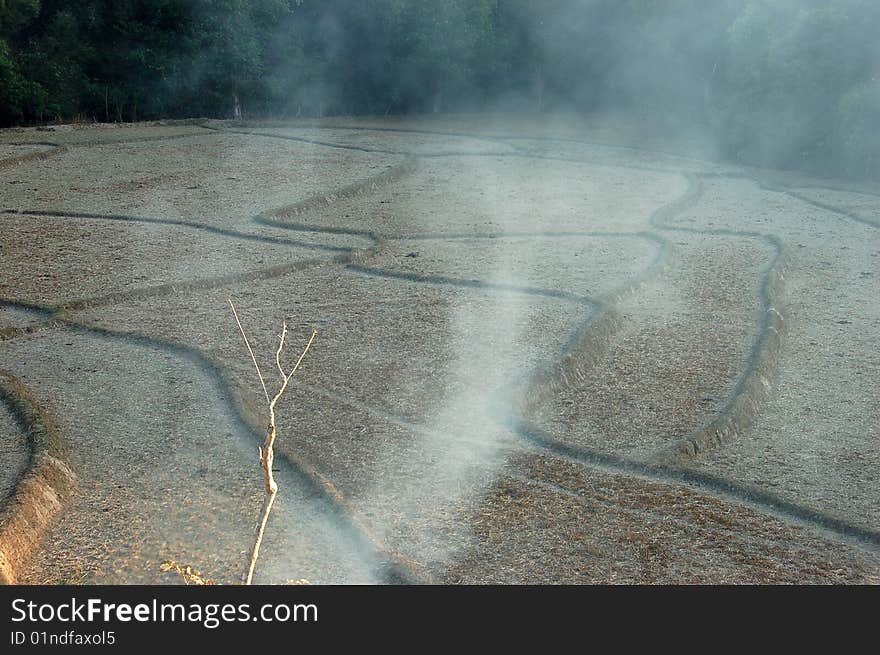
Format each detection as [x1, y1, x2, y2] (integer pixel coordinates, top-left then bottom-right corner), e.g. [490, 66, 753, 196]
[0, 116, 878, 584]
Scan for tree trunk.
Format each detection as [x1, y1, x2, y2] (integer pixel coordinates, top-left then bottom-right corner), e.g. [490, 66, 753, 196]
[232, 80, 242, 120]
[432, 77, 444, 113]
[535, 65, 544, 113]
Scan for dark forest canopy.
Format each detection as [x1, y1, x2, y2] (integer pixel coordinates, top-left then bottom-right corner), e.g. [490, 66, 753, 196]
[1, 0, 878, 178]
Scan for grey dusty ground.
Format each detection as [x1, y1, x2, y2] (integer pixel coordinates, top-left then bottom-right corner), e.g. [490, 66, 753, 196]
[0, 115, 878, 584]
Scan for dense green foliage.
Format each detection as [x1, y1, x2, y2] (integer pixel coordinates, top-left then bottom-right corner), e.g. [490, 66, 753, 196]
[713, 0, 880, 177]
[0, 0, 878, 178]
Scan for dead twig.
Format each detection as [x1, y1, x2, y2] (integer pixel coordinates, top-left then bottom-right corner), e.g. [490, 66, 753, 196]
[228, 298, 316, 585]
[160, 560, 216, 585]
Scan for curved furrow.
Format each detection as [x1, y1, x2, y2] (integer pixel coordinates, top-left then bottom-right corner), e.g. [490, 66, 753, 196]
[502, 470, 871, 560]
[257, 262, 880, 555]
[210, 125, 517, 158]
[206, 119, 878, 199]
[393, 229, 662, 242]
[3, 209, 348, 253]
[230, 124, 712, 176]
[0, 149, 421, 327]
[205, 125, 402, 155]
[505, 415, 880, 548]
[59, 129, 220, 146]
[0, 300, 56, 342]
[15, 128, 220, 149]
[0, 298, 53, 321]
[496, 134, 715, 164]
[346, 263, 595, 305]
[759, 183, 880, 230]
[505, 230, 675, 420]
[0, 319, 64, 344]
[255, 157, 418, 231]
[247, 121, 713, 168]
[0, 130, 221, 177]
[448, 458, 879, 583]
[58, 255, 345, 314]
[481, 168, 785, 466]
[646, 174, 788, 461]
[0, 155, 411, 338]
[229, 121, 515, 151]
[262, 320, 880, 555]
[481, 174, 808, 537]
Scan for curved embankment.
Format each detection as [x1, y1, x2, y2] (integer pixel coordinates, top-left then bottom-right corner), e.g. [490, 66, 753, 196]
[669, 174, 880, 533]
[229, 120, 715, 170]
[216, 120, 513, 148]
[0, 371, 75, 584]
[4, 209, 351, 253]
[0, 402, 28, 501]
[648, 175, 788, 463]
[72, 321, 430, 583]
[1, 125, 218, 148]
[0, 318, 428, 584]
[6, 321, 427, 584]
[449, 452, 880, 583]
[255, 157, 418, 238]
[348, 162, 779, 468]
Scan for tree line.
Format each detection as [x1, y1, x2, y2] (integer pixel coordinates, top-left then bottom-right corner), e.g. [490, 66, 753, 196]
[1, 0, 878, 178]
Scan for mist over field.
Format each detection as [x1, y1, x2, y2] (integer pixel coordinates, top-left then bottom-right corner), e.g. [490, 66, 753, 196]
[0, 0, 878, 178]
[1, 1, 879, 587]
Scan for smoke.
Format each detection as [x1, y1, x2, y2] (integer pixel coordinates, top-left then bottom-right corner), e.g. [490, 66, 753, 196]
[347, 149, 615, 569]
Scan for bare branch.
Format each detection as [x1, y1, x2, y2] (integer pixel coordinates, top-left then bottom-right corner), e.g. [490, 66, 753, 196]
[271, 329, 317, 411]
[230, 303, 317, 585]
[275, 322, 289, 383]
[287, 329, 317, 380]
[246, 479, 278, 585]
[228, 299, 270, 408]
